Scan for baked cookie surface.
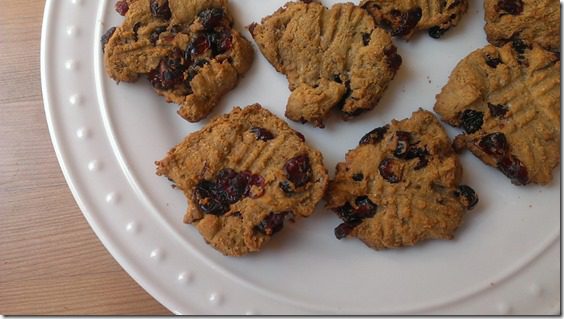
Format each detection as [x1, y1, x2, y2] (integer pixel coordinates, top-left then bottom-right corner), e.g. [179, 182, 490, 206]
[484, 0, 560, 51]
[326, 109, 477, 250]
[360, 0, 468, 40]
[102, 0, 254, 122]
[249, 1, 402, 127]
[434, 43, 560, 185]
[155, 104, 329, 256]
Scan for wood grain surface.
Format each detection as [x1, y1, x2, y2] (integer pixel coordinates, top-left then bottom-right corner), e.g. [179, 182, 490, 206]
[0, 0, 171, 314]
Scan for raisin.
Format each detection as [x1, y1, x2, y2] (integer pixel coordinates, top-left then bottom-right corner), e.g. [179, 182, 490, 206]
[409, 148, 429, 170]
[478, 132, 508, 158]
[198, 7, 225, 30]
[334, 221, 360, 240]
[359, 125, 389, 145]
[485, 55, 502, 68]
[115, 0, 129, 16]
[279, 181, 294, 194]
[352, 173, 364, 181]
[459, 109, 484, 134]
[362, 32, 371, 46]
[101, 27, 116, 52]
[498, 155, 529, 185]
[333, 196, 377, 223]
[150, 0, 172, 19]
[194, 180, 228, 215]
[208, 29, 233, 55]
[454, 185, 479, 209]
[379, 158, 401, 183]
[384, 45, 402, 72]
[186, 33, 210, 57]
[250, 127, 274, 141]
[150, 26, 167, 45]
[381, 7, 422, 37]
[284, 155, 312, 187]
[428, 26, 448, 39]
[496, 0, 523, 15]
[393, 131, 411, 158]
[147, 55, 186, 90]
[511, 38, 530, 54]
[255, 212, 288, 236]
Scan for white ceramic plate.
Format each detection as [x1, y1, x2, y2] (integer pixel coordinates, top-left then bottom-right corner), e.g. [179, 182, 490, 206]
[41, 0, 560, 314]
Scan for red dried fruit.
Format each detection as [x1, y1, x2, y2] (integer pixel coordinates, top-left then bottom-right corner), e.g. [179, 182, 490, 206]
[334, 221, 361, 240]
[147, 56, 186, 90]
[333, 196, 378, 223]
[384, 45, 402, 72]
[208, 29, 233, 55]
[498, 155, 529, 185]
[284, 155, 312, 187]
[359, 125, 389, 145]
[278, 181, 294, 195]
[198, 7, 226, 30]
[478, 132, 508, 158]
[459, 109, 484, 134]
[250, 127, 274, 141]
[150, 0, 172, 19]
[496, 0, 523, 15]
[488, 103, 508, 117]
[255, 212, 289, 235]
[428, 26, 448, 39]
[454, 185, 479, 209]
[101, 27, 116, 52]
[393, 131, 411, 158]
[149, 26, 167, 45]
[115, 0, 129, 16]
[379, 158, 401, 183]
[187, 33, 211, 56]
[485, 55, 502, 68]
[381, 7, 422, 37]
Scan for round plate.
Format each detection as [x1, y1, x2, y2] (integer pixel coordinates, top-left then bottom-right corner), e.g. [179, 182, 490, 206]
[41, 0, 560, 314]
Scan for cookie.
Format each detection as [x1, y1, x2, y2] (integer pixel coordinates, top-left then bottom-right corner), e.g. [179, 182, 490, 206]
[102, 0, 254, 122]
[360, 0, 468, 40]
[155, 104, 329, 256]
[249, 1, 402, 128]
[434, 43, 560, 185]
[326, 109, 477, 250]
[484, 0, 560, 52]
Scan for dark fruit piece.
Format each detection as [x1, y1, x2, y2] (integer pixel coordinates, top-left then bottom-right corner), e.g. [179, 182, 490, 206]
[359, 125, 389, 145]
[284, 155, 312, 187]
[496, 0, 524, 15]
[498, 155, 529, 185]
[408, 147, 429, 170]
[488, 103, 508, 117]
[255, 212, 288, 235]
[115, 0, 129, 16]
[381, 7, 422, 37]
[478, 132, 508, 158]
[250, 127, 274, 141]
[279, 181, 294, 194]
[186, 33, 211, 57]
[428, 26, 448, 39]
[101, 27, 116, 52]
[150, 0, 172, 20]
[150, 26, 167, 45]
[384, 46, 402, 72]
[393, 131, 411, 158]
[352, 173, 364, 181]
[362, 32, 371, 46]
[198, 7, 226, 30]
[379, 158, 401, 183]
[485, 55, 502, 68]
[194, 180, 228, 215]
[511, 38, 530, 54]
[454, 185, 479, 209]
[208, 29, 233, 55]
[334, 221, 361, 240]
[459, 109, 484, 134]
[333, 196, 378, 223]
[147, 55, 186, 90]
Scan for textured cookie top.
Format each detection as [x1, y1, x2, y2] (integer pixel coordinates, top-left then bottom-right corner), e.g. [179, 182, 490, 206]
[327, 109, 477, 250]
[484, 0, 560, 52]
[102, 0, 254, 122]
[434, 43, 560, 185]
[249, 0, 402, 127]
[361, 0, 468, 40]
[155, 104, 329, 256]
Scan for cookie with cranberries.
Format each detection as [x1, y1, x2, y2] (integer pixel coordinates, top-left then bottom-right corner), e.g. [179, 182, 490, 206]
[326, 109, 477, 250]
[155, 104, 328, 256]
[360, 0, 468, 40]
[484, 0, 560, 51]
[434, 43, 560, 185]
[249, 1, 402, 127]
[102, 0, 254, 122]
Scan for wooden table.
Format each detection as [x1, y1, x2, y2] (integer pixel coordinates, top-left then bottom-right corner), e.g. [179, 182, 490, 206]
[0, 0, 171, 314]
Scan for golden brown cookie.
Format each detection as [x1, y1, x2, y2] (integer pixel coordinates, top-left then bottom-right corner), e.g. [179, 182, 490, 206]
[434, 43, 560, 185]
[326, 109, 477, 250]
[249, 1, 402, 128]
[360, 0, 468, 40]
[155, 104, 329, 256]
[484, 0, 560, 52]
[102, 0, 254, 122]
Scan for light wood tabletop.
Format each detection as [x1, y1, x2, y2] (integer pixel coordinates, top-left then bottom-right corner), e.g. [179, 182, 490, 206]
[0, 0, 171, 314]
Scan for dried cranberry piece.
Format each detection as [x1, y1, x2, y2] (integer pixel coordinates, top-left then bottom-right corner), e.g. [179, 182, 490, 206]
[250, 127, 274, 141]
[478, 132, 508, 158]
[334, 221, 361, 240]
[485, 55, 502, 68]
[247, 173, 266, 198]
[498, 155, 529, 185]
[454, 185, 479, 209]
[216, 168, 248, 203]
[459, 109, 484, 134]
[428, 26, 448, 39]
[115, 0, 129, 16]
[384, 45, 402, 72]
[279, 181, 294, 194]
[101, 27, 116, 52]
[407, 148, 429, 170]
[186, 33, 210, 57]
[488, 103, 508, 117]
[150, 0, 172, 19]
[255, 212, 288, 235]
[147, 56, 186, 90]
[496, 0, 523, 15]
[352, 173, 364, 181]
[194, 180, 228, 215]
[393, 131, 411, 158]
[198, 7, 226, 30]
[284, 155, 312, 187]
[334, 196, 377, 223]
[150, 26, 167, 45]
[381, 7, 422, 37]
[359, 125, 389, 145]
[362, 32, 371, 46]
[379, 158, 401, 183]
[208, 29, 233, 55]
[512, 38, 530, 54]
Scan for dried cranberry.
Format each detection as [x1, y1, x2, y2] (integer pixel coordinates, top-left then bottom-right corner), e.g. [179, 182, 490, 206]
[384, 45, 402, 72]
[498, 155, 529, 185]
[496, 0, 523, 15]
[393, 131, 411, 158]
[208, 29, 233, 55]
[255, 212, 288, 235]
[250, 127, 274, 141]
[485, 55, 502, 68]
[115, 0, 129, 16]
[147, 56, 186, 90]
[101, 27, 116, 52]
[359, 125, 389, 145]
[459, 109, 484, 134]
[198, 7, 226, 30]
[334, 196, 377, 223]
[279, 181, 294, 195]
[194, 180, 228, 215]
[362, 32, 371, 46]
[150, 26, 167, 45]
[334, 221, 361, 240]
[512, 38, 530, 54]
[216, 168, 249, 203]
[150, 0, 172, 19]
[478, 132, 508, 158]
[408, 148, 429, 170]
[186, 33, 210, 57]
[379, 158, 401, 183]
[454, 185, 479, 209]
[381, 7, 422, 37]
[284, 155, 312, 187]
[428, 26, 448, 39]
[352, 173, 364, 181]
